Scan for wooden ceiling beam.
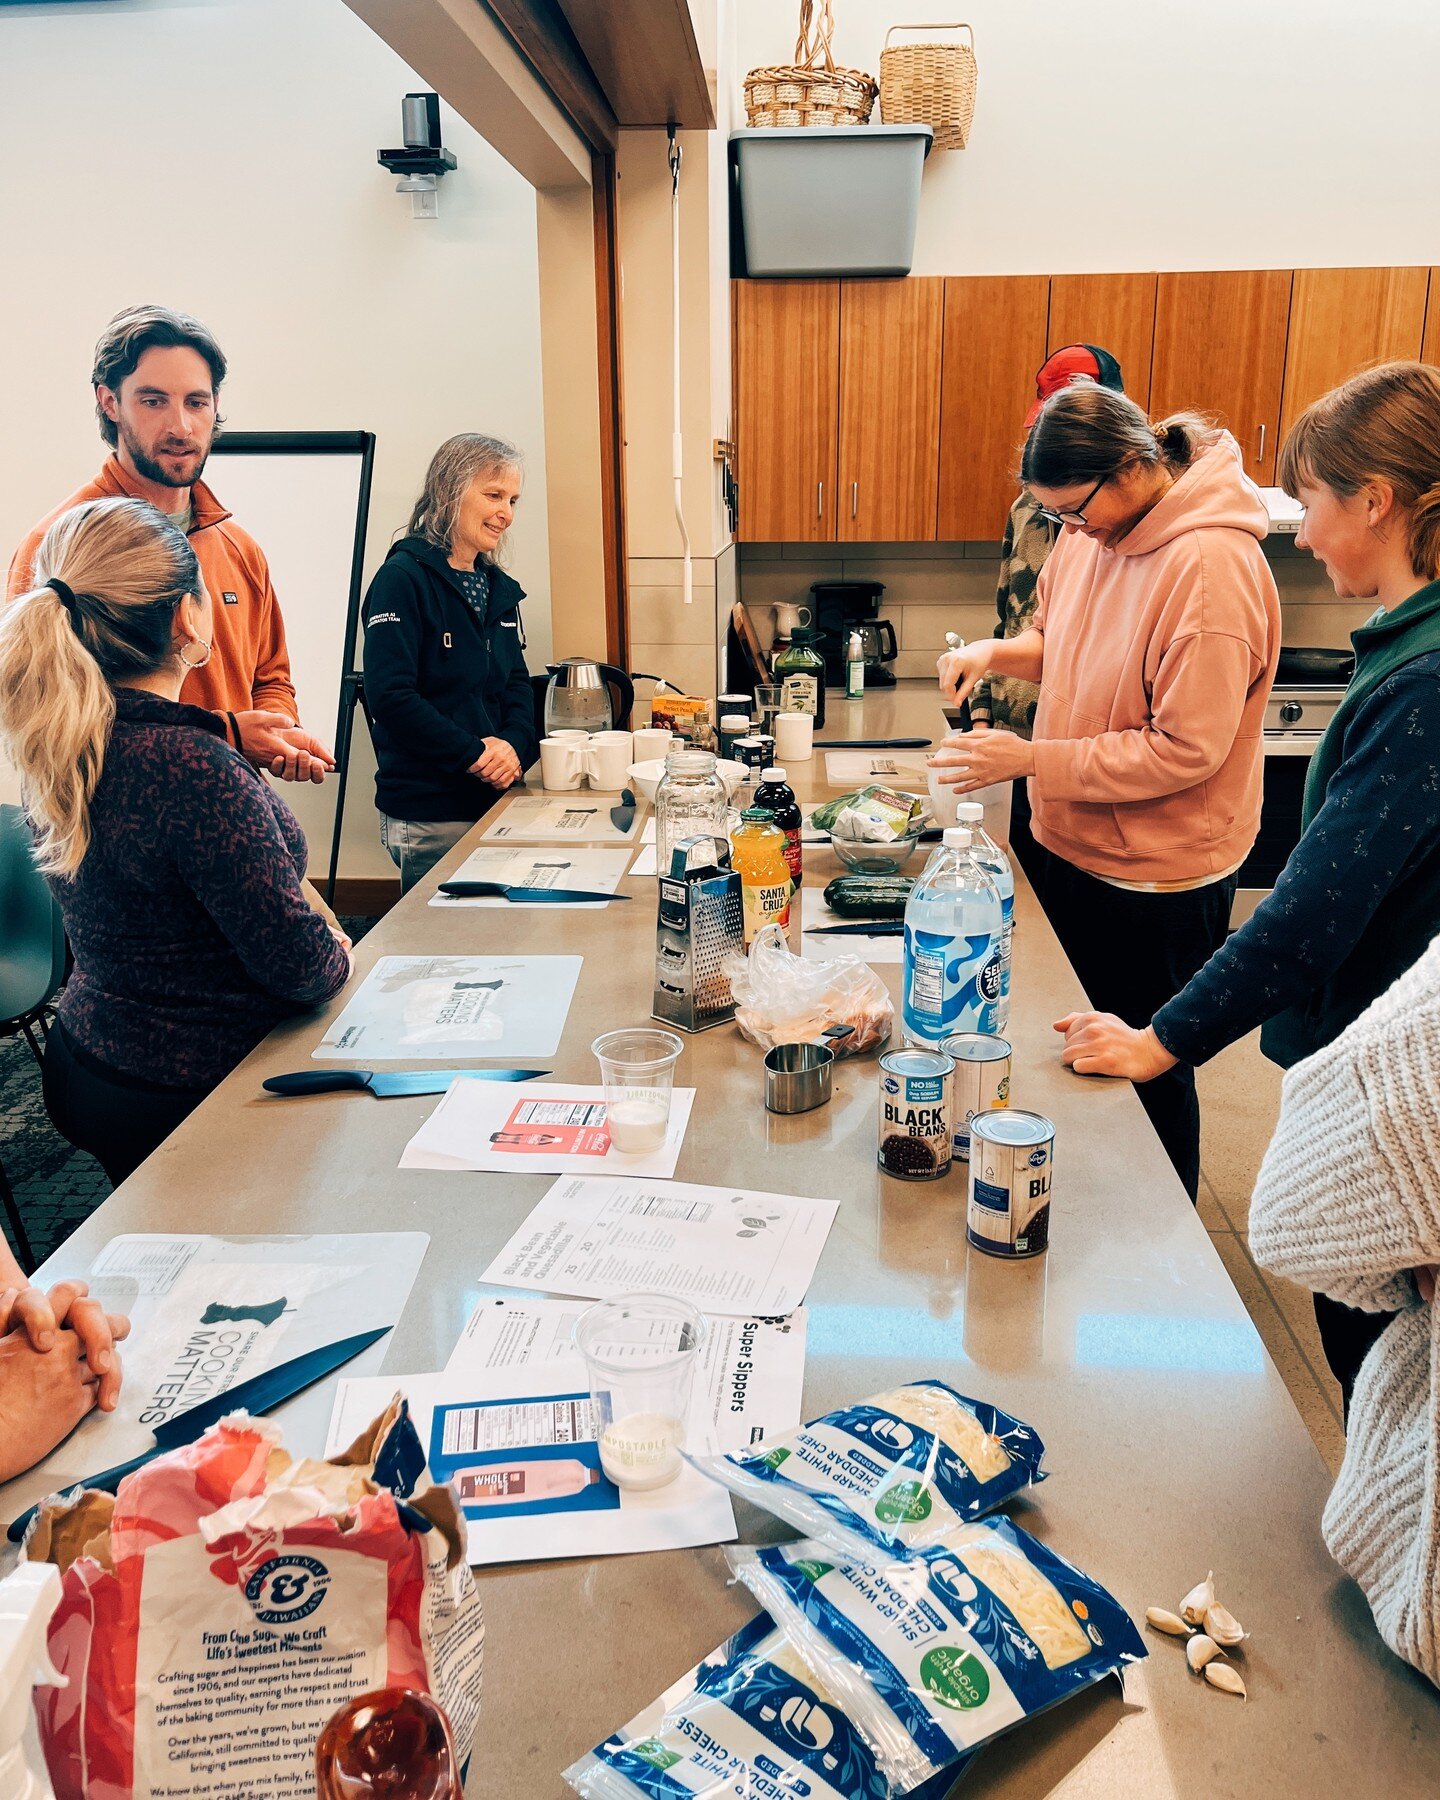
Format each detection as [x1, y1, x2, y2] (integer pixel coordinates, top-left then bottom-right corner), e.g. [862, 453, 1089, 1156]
[557, 0, 714, 129]
[483, 0, 621, 153]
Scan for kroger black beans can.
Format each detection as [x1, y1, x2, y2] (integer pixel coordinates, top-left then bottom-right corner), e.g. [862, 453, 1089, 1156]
[941, 1032, 1012, 1164]
[968, 1109, 1054, 1257]
[878, 1049, 954, 1181]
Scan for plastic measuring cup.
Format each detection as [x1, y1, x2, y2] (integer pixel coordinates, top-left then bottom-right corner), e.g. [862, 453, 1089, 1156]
[591, 1027, 683, 1154]
[573, 1293, 708, 1490]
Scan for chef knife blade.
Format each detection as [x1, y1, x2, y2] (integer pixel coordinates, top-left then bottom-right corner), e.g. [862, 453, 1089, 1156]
[805, 921, 906, 936]
[264, 1068, 549, 1097]
[437, 881, 629, 903]
[7, 1327, 390, 1542]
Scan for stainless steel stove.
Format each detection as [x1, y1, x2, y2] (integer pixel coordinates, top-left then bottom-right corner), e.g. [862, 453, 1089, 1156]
[1235, 667, 1350, 922]
[1262, 683, 1344, 753]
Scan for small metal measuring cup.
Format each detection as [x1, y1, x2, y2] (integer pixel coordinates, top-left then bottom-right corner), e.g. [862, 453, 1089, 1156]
[764, 1038, 839, 1114]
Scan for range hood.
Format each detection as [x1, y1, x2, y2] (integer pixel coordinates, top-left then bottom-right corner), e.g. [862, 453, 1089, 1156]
[1258, 486, 1304, 535]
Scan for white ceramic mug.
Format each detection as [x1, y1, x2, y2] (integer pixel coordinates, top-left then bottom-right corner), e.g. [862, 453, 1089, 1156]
[540, 736, 586, 791]
[773, 711, 814, 763]
[633, 727, 675, 764]
[586, 731, 634, 791]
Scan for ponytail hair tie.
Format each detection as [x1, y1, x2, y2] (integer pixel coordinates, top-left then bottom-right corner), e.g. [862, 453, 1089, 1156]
[45, 577, 79, 614]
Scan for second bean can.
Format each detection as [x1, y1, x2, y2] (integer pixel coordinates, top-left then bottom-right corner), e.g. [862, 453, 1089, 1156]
[941, 1032, 1012, 1163]
[878, 1048, 954, 1181]
[968, 1109, 1054, 1257]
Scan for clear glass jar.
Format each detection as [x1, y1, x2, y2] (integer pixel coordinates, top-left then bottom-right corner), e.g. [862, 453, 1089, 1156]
[654, 748, 730, 875]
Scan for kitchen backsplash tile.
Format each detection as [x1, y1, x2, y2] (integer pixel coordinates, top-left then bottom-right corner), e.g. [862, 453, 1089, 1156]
[631, 639, 718, 700]
[629, 556, 718, 589]
[897, 604, 1001, 652]
[629, 581, 720, 647]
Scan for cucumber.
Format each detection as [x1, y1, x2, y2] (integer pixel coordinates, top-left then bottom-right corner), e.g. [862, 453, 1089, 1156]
[823, 875, 914, 920]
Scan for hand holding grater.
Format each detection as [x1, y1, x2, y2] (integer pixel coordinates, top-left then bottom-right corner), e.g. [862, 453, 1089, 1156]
[651, 835, 744, 1032]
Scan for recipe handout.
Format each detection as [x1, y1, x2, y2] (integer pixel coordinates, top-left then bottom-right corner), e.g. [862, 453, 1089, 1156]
[313, 954, 582, 1061]
[480, 1174, 838, 1315]
[399, 1083, 696, 1179]
[480, 793, 643, 844]
[324, 1297, 807, 1564]
[427, 845, 632, 907]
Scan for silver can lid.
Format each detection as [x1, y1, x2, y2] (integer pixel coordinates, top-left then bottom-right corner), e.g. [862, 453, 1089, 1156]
[970, 1108, 1054, 1147]
[880, 1049, 955, 1079]
[941, 1032, 1012, 1063]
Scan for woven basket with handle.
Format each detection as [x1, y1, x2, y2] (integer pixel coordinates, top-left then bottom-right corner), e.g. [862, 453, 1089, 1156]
[879, 22, 977, 149]
[744, 0, 877, 129]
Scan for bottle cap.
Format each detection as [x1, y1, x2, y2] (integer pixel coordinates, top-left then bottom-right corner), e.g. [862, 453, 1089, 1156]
[942, 826, 973, 848]
[954, 802, 984, 821]
[740, 807, 778, 825]
[761, 767, 786, 781]
[720, 714, 750, 729]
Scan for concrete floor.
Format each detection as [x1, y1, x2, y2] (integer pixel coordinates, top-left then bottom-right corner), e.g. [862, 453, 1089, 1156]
[1196, 1032, 1346, 1475]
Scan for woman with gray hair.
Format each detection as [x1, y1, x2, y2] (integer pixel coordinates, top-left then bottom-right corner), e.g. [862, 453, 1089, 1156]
[362, 434, 538, 891]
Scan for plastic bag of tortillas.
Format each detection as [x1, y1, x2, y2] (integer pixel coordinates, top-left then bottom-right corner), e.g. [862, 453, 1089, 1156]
[725, 924, 893, 1058]
[22, 1397, 483, 1800]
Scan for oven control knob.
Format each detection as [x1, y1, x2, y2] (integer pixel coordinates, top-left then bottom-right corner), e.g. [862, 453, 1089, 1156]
[1279, 701, 1303, 724]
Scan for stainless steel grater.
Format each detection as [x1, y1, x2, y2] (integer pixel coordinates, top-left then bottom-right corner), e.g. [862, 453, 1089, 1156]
[651, 836, 744, 1032]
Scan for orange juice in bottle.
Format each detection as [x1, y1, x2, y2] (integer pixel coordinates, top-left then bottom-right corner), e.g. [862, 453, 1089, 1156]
[732, 809, 793, 946]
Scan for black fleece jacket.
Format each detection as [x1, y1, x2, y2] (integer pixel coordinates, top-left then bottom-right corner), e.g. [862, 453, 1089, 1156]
[362, 535, 538, 821]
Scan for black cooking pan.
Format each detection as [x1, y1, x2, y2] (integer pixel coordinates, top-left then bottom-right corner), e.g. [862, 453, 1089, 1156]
[1276, 645, 1354, 685]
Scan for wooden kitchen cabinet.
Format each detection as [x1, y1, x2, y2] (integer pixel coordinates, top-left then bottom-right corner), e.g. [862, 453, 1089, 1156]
[937, 275, 1049, 540]
[1421, 269, 1439, 367]
[733, 280, 839, 541]
[1280, 266, 1431, 439]
[837, 278, 944, 542]
[1150, 270, 1292, 483]
[1046, 272, 1157, 410]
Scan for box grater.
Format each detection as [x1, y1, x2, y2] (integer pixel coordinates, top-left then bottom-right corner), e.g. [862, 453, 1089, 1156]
[651, 835, 744, 1032]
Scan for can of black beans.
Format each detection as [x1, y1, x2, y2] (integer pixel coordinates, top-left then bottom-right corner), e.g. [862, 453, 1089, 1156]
[878, 1048, 955, 1181]
[968, 1109, 1055, 1257]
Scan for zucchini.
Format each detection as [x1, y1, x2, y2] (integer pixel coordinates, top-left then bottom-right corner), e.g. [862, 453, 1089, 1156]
[823, 875, 914, 920]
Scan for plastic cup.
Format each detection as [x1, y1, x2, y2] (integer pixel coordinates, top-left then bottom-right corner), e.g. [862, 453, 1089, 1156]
[773, 711, 813, 762]
[574, 1292, 707, 1490]
[592, 1027, 683, 1154]
[754, 684, 783, 737]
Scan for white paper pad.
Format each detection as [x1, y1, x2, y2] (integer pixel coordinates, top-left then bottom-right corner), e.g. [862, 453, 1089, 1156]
[400, 1083, 695, 1178]
[823, 751, 930, 787]
[629, 842, 658, 876]
[480, 1174, 838, 1316]
[480, 793, 643, 844]
[324, 1299, 807, 1565]
[15, 1233, 426, 1508]
[428, 845, 632, 908]
[642, 817, 657, 843]
[801, 885, 905, 963]
[314, 954, 582, 1061]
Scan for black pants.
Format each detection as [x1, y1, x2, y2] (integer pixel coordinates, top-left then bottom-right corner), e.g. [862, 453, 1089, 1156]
[1038, 856, 1238, 1201]
[1008, 778, 1048, 889]
[1314, 1293, 1393, 1414]
[43, 1022, 209, 1187]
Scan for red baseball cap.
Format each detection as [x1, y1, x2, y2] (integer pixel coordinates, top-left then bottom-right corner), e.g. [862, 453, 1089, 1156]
[1024, 344, 1125, 428]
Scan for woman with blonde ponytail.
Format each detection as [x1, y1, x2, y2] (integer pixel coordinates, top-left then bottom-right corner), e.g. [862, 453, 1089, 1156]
[1058, 360, 1440, 1405]
[0, 497, 351, 1185]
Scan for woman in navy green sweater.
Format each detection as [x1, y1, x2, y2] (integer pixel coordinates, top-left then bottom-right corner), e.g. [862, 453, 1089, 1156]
[1056, 362, 1440, 1399]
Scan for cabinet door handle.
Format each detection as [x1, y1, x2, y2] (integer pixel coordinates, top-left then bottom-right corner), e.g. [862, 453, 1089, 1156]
[1256, 422, 1266, 464]
[851, 481, 859, 519]
[817, 481, 823, 518]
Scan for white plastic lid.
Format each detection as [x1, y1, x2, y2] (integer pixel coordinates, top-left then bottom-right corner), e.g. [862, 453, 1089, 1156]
[761, 766, 786, 781]
[720, 713, 750, 728]
[942, 826, 973, 848]
[954, 802, 984, 821]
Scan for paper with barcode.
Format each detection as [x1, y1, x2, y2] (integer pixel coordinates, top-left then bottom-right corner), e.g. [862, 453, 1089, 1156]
[479, 1175, 837, 1315]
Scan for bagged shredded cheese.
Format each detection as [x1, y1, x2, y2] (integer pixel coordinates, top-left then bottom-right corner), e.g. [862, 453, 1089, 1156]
[729, 1520, 1146, 1793]
[563, 1608, 966, 1800]
[689, 1380, 1046, 1562]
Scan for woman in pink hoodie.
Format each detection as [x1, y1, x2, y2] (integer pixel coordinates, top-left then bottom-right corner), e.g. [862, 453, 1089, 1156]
[934, 385, 1281, 1197]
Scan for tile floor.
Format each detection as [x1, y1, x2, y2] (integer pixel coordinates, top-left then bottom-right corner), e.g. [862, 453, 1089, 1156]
[1197, 1032, 1346, 1474]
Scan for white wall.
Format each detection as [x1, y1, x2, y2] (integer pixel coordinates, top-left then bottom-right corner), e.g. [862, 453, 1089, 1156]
[735, 0, 1440, 273]
[0, 0, 551, 878]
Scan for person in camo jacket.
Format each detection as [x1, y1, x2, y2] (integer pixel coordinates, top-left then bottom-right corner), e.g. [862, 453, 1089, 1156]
[969, 345, 1125, 876]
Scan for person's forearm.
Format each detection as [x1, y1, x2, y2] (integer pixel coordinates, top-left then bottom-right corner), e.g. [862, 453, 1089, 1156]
[985, 629, 1044, 682]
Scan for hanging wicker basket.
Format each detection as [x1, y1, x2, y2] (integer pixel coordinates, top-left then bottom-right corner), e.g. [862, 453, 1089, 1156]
[744, 0, 878, 129]
[879, 22, 978, 150]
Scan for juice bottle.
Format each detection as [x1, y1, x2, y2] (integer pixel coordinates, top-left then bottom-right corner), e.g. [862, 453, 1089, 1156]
[752, 766, 803, 886]
[731, 810, 793, 946]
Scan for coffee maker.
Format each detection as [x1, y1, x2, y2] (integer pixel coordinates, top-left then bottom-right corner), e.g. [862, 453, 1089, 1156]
[808, 579, 898, 688]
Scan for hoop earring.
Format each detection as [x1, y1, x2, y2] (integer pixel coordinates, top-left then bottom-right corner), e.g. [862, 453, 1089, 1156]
[178, 639, 212, 671]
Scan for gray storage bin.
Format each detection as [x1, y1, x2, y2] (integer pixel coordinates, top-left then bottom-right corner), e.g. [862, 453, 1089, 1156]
[731, 125, 933, 278]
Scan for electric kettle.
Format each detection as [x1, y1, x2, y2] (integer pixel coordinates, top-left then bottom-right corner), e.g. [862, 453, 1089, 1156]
[544, 659, 637, 734]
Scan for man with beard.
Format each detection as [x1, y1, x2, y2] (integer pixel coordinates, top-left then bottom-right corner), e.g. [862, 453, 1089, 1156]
[7, 304, 331, 781]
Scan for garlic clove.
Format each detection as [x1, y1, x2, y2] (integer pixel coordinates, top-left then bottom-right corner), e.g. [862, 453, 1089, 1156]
[1204, 1603, 1247, 1648]
[1204, 1662, 1247, 1698]
[1145, 1607, 1193, 1637]
[1186, 1634, 1223, 1674]
[1179, 1571, 1216, 1627]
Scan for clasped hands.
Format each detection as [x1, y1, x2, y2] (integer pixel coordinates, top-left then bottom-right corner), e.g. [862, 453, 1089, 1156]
[469, 736, 522, 788]
[0, 1280, 130, 1483]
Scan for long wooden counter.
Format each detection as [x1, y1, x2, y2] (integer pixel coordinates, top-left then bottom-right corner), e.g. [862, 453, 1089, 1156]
[5, 686, 1437, 1796]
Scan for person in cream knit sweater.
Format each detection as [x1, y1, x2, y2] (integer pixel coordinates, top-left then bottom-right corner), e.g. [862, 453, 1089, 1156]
[1250, 936, 1440, 1687]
